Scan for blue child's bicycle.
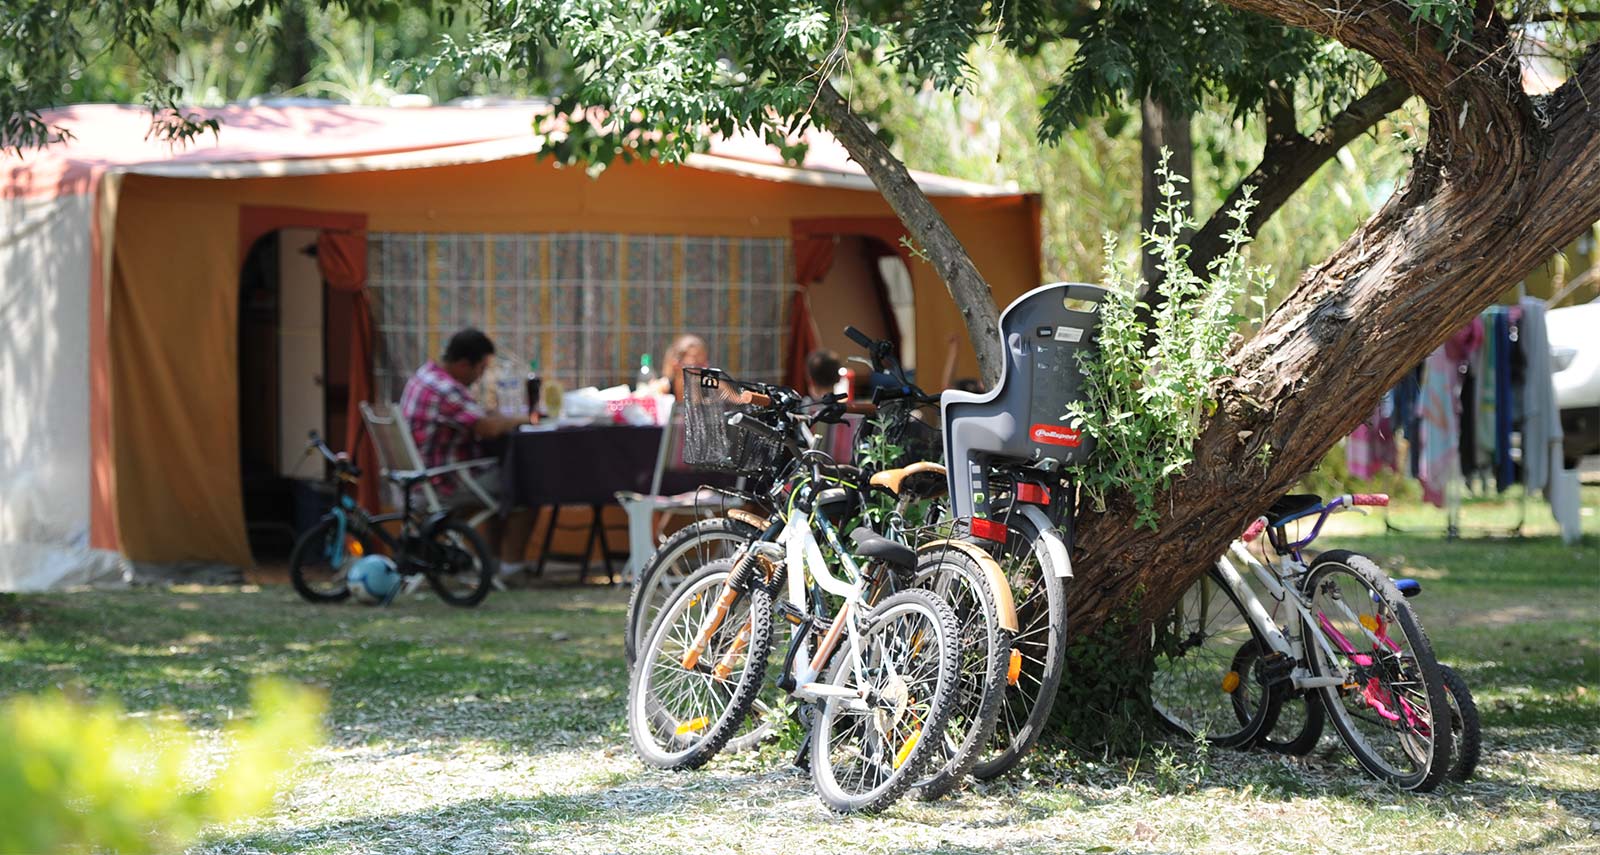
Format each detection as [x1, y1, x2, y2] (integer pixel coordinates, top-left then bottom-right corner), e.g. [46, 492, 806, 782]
[290, 432, 497, 607]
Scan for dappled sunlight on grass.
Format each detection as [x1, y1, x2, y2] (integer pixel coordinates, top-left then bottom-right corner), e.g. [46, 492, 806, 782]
[3, 517, 1597, 853]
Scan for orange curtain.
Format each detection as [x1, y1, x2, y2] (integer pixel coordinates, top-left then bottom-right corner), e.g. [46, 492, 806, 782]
[316, 230, 381, 511]
[788, 237, 835, 390]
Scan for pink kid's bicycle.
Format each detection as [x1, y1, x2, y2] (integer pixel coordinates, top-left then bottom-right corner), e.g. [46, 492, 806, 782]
[1150, 493, 1455, 792]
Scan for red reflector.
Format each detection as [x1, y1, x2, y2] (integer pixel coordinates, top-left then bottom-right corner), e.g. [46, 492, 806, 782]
[969, 517, 1009, 543]
[1015, 482, 1050, 506]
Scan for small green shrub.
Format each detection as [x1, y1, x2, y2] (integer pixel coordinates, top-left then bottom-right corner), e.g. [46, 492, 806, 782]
[0, 679, 325, 854]
[1065, 153, 1271, 528]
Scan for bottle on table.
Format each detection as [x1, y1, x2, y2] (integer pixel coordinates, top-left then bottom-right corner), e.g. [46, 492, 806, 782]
[525, 359, 543, 423]
[495, 361, 523, 416]
[636, 353, 657, 393]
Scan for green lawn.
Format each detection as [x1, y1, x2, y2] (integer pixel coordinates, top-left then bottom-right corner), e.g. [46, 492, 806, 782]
[2, 493, 1596, 854]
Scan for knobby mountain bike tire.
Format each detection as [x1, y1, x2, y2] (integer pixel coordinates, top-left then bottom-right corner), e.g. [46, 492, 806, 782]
[1301, 550, 1452, 792]
[909, 547, 1011, 800]
[1230, 638, 1325, 755]
[624, 516, 761, 668]
[971, 504, 1068, 781]
[628, 560, 776, 770]
[1440, 663, 1481, 782]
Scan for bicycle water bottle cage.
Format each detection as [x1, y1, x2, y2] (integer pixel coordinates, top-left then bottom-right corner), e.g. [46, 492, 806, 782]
[942, 282, 1109, 519]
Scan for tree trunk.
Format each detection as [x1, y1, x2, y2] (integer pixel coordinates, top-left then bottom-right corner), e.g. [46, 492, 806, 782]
[810, 81, 1006, 389]
[1065, 20, 1600, 637]
[1139, 96, 1193, 287]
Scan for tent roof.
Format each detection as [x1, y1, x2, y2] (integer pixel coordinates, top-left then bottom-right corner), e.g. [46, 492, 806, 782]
[2, 103, 1021, 201]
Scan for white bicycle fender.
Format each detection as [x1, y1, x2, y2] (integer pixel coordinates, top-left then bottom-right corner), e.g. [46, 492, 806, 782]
[1016, 504, 1072, 578]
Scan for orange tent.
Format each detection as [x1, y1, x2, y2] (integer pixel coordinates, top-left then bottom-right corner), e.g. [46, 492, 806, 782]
[0, 103, 1041, 583]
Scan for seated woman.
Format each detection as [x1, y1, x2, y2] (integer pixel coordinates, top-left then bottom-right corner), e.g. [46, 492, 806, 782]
[651, 334, 709, 399]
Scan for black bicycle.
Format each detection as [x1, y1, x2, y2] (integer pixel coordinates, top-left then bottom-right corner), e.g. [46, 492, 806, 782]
[289, 432, 497, 607]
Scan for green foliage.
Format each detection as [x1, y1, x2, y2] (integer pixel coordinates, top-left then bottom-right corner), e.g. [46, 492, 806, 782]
[0, 679, 325, 855]
[1065, 153, 1270, 528]
[1050, 588, 1157, 754]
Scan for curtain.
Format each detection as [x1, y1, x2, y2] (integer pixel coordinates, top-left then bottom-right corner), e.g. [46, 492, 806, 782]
[787, 236, 834, 390]
[316, 230, 380, 511]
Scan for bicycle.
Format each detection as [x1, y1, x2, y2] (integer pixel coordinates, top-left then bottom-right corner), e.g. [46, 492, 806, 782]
[1151, 492, 1455, 791]
[289, 431, 497, 607]
[627, 367, 977, 812]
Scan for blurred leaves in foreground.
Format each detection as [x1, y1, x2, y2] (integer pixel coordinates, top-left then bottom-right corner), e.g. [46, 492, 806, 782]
[0, 679, 324, 854]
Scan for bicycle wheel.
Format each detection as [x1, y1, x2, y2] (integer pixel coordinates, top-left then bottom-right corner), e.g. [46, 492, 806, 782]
[625, 516, 760, 667]
[909, 547, 1010, 800]
[288, 514, 391, 603]
[1302, 551, 1451, 791]
[628, 561, 775, 770]
[1440, 663, 1480, 782]
[1231, 638, 1324, 755]
[971, 505, 1067, 781]
[424, 519, 497, 607]
[810, 588, 961, 814]
[1150, 566, 1278, 747]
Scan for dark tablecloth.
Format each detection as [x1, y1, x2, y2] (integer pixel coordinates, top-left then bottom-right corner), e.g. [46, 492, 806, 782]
[497, 424, 732, 509]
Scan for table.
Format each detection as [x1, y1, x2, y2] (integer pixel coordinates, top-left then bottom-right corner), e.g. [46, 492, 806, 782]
[497, 423, 735, 579]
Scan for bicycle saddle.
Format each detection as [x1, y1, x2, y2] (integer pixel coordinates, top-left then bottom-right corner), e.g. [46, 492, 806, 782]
[870, 461, 948, 499]
[849, 527, 916, 570]
[942, 282, 1109, 518]
[1265, 494, 1323, 525]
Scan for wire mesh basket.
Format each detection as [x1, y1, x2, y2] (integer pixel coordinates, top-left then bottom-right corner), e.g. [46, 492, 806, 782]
[860, 397, 943, 469]
[680, 367, 786, 476]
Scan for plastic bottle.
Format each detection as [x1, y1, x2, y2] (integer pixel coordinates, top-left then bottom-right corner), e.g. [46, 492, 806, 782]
[525, 358, 543, 421]
[637, 353, 657, 392]
[495, 362, 522, 416]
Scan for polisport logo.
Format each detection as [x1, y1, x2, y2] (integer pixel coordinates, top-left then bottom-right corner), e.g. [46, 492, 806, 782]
[1030, 424, 1083, 447]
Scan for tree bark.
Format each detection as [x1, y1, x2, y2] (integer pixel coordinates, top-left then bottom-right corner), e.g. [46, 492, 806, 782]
[1185, 77, 1411, 276]
[1065, 8, 1600, 638]
[1140, 97, 1193, 287]
[810, 81, 1006, 389]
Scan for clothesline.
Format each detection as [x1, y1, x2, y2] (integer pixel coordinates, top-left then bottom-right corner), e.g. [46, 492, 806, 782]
[1345, 297, 1582, 543]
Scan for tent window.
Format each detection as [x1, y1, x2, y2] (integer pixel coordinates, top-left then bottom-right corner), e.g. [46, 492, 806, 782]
[365, 233, 793, 400]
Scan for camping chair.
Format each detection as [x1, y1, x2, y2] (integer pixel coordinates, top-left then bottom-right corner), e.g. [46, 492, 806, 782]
[359, 403, 507, 590]
[614, 404, 738, 584]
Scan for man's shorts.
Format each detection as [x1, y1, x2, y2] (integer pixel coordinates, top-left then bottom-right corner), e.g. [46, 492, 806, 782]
[445, 464, 505, 513]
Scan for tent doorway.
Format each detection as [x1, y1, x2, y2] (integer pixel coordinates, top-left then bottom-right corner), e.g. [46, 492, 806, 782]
[806, 235, 918, 379]
[238, 227, 344, 561]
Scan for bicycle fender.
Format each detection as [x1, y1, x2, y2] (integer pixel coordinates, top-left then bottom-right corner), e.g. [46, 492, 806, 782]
[727, 508, 767, 529]
[919, 538, 1018, 634]
[419, 510, 455, 539]
[1013, 504, 1072, 580]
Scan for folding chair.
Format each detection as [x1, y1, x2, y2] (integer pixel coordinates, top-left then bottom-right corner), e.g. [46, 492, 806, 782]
[614, 404, 737, 584]
[359, 401, 502, 529]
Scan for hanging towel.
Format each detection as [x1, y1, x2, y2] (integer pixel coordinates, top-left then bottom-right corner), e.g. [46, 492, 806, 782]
[1519, 298, 1563, 495]
[1472, 317, 1497, 478]
[1393, 367, 1423, 477]
[1418, 347, 1461, 508]
[1347, 403, 1398, 480]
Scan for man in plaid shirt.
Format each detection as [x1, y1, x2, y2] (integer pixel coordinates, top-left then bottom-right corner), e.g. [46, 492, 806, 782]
[401, 328, 535, 575]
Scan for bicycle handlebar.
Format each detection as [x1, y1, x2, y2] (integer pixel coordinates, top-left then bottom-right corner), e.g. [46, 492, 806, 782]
[1241, 518, 1267, 543]
[305, 430, 360, 477]
[1348, 493, 1390, 507]
[843, 325, 875, 351]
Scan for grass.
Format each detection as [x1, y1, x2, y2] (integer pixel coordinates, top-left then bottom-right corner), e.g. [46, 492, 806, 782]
[1, 490, 1597, 854]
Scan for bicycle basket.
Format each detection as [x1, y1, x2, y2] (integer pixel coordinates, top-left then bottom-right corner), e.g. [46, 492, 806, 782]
[861, 398, 943, 469]
[681, 367, 785, 476]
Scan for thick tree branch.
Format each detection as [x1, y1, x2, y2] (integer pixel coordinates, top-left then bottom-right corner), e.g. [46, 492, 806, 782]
[1186, 76, 1411, 275]
[810, 80, 1005, 388]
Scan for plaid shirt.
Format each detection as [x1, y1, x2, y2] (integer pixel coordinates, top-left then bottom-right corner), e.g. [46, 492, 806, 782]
[400, 360, 486, 493]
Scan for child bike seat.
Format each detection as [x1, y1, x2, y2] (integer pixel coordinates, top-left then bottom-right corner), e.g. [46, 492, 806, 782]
[942, 282, 1109, 518]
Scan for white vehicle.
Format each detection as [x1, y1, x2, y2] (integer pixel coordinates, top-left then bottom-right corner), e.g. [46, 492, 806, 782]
[1547, 296, 1600, 466]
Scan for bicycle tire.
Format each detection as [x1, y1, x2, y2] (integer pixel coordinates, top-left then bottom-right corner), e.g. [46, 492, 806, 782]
[424, 519, 497, 607]
[810, 588, 962, 814]
[971, 504, 1068, 781]
[1440, 663, 1481, 782]
[1302, 550, 1451, 792]
[627, 561, 775, 770]
[288, 514, 391, 603]
[1150, 566, 1279, 748]
[624, 516, 760, 667]
[1230, 638, 1325, 755]
[909, 547, 1011, 800]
